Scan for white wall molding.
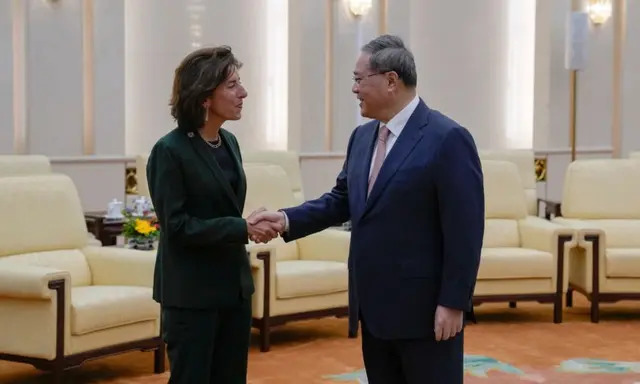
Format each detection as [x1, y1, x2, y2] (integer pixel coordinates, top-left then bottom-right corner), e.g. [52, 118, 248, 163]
[534, 146, 613, 155]
[50, 155, 135, 164]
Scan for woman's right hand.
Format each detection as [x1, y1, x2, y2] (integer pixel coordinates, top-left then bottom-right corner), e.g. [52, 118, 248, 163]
[246, 207, 281, 243]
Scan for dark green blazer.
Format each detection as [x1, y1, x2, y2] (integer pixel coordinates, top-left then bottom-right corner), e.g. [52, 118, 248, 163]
[146, 127, 254, 309]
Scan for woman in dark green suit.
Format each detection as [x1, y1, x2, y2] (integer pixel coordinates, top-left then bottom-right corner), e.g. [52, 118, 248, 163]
[146, 46, 282, 383]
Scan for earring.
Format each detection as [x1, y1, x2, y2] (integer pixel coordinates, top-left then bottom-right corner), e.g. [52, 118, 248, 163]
[203, 106, 209, 122]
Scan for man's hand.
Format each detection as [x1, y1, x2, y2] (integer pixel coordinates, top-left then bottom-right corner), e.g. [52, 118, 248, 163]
[246, 209, 286, 243]
[434, 305, 463, 341]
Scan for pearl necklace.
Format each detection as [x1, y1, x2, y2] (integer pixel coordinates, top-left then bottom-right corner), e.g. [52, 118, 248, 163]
[201, 135, 222, 148]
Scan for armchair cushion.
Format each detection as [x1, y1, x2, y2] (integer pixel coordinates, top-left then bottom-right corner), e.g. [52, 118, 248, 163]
[0, 175, 88, 257]
[242, 150, 305, 203]
[297, 228, 350, 262]
[483, 219, 520, 248]
[606, 249, 640, 278]
[481, 160, 528, 247]
[479, 150, 537, 215]
[479, 248, 553, 279]
[83, 246, 156, 287]
[562, 159, 640, 219]
[276, 260, 348, 299]
[71, 286, 157, 335]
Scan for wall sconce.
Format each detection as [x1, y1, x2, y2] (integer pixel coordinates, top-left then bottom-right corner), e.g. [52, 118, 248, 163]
[348, 0, 372, 17]
[587, 0, 612, 25]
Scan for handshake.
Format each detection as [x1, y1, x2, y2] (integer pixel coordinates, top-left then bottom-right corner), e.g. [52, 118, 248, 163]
[245, 207, 286, 243]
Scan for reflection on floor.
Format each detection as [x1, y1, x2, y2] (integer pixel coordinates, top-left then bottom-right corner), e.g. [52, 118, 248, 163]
[1, 295, 639, 383]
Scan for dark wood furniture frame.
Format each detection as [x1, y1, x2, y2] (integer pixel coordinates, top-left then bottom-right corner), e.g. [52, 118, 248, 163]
[472, 235, 573, 324]
[251, 251, 351, 352]
[84, 211, 125, 246]
[537, 198, 562, 220]
[0, 279, 165, 383]
[565, 234, 640, 323]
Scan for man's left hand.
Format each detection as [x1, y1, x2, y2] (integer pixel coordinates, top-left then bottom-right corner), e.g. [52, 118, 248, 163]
[434, 305, 463, 341]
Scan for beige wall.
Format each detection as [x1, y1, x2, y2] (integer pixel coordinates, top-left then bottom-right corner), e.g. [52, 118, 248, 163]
[0, 0, 639, 208]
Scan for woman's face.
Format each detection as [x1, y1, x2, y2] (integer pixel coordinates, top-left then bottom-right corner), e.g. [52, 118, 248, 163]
[207, 70, 248, 122]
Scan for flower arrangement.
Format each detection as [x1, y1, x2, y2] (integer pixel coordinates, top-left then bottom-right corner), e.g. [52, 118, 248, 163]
[121, 208, 159, 250]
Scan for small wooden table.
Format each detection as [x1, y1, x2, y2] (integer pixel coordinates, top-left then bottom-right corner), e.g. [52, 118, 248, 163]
[84, 211, 125, 246]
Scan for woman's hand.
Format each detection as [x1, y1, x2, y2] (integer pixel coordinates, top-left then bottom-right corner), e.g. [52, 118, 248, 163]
[246, 207, 283, 243]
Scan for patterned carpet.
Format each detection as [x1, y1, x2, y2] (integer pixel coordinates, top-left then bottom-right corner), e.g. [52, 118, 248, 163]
[1, 295, 640, 383]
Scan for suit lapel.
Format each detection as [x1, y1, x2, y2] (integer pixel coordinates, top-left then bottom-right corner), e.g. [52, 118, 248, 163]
[220, 129, 247, 212]
[362, 101, 430, 216]
[359, 123, 379, 209]
[189, 131, 241, 214]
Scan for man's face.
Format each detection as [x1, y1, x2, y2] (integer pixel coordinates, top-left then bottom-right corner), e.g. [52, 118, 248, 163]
[352, 53, 389, 120]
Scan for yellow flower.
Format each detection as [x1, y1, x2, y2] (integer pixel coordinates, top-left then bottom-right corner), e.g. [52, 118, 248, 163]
[135, 219, 157, 235]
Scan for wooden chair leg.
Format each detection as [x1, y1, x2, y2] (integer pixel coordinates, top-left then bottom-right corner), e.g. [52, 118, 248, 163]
[52, 364, 64, 384]
[508, 301, 516, 308]
[260, 321, 270, 352]
[553, 293, 563, 323]
[590, 298, 600, 323]
[566, 288, 573, 307]
[154, 342, 166, 373]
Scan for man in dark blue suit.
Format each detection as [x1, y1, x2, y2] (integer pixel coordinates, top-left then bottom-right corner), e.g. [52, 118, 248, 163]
[250, 35, 484, 383]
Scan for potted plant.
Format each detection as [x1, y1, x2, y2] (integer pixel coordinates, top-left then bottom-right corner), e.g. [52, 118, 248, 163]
[121, 209, 159, 250]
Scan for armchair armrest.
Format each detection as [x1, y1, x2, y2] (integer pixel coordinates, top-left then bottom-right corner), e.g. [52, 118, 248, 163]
[0, 264, 69, 299]
[296, 228, 350, 262]
[82, 246, 156, 287]
[245, 243, 277, 319]
[518, 217, 576, 294]
[537, 198, 562, 219]
[0, 265, 70, 360]
[519, 217, 576, 254]
[551, 218, 607, 295]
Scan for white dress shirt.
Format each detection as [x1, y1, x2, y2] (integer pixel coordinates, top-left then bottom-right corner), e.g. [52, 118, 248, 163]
[368, 95, 420, 177]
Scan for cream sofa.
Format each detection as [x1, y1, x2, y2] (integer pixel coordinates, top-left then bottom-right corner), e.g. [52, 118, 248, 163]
[629, 151, 640, 159]
[553, 159, 640, 322]
[243, 164, 350, 352]
[474, 160, 575, 323]
[0, 174, 164, 382]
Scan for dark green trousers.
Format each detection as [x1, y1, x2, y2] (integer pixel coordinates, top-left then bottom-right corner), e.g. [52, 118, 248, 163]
[161, 299, 252, 384]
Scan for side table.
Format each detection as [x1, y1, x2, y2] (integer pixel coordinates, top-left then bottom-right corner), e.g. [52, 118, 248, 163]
[85, 211, 125, 246]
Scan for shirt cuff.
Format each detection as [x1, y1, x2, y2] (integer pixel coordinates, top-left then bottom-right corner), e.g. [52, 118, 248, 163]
[279, 210, 290, 233]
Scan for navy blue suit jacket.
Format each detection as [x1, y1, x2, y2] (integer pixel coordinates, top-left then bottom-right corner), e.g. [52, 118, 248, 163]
[282, 99, 484, 340]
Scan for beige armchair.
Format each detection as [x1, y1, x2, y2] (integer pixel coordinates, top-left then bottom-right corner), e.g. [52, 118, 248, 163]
[0, 174, 163, 382]
[553, 159, 640, 322]
[474, 160, 575, 323]
[243, 164, 350, 352]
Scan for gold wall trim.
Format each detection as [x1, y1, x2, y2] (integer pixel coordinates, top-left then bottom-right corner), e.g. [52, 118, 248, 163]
[82, 0, 95, 155]
[378, 0, 388, 34]
[12, 0, 26, 154]
[612, 0, 626, 158]
[324, 0, 333, 151]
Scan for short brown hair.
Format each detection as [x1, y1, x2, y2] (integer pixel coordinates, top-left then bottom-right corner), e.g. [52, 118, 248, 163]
[169, 46, 243, 130]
